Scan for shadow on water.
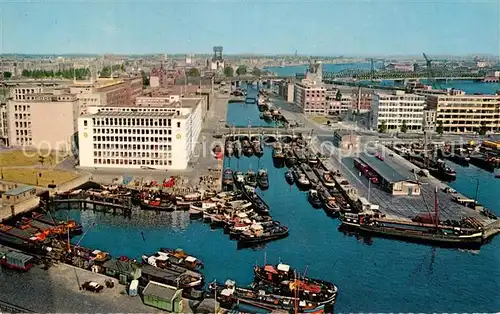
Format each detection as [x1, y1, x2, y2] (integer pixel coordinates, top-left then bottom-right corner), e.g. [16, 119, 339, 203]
[52, 146, 500, 312]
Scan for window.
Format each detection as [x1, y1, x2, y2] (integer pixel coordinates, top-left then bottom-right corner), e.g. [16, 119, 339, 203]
[177, 122, 181, 128]
[84, 120, 88, 127]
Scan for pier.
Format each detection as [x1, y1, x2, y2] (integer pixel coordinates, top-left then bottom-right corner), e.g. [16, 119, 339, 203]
[50, 197, 134, 217]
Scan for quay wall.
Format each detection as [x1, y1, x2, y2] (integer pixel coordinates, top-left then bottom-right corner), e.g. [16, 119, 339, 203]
[53, 173, 91, 196]
[0, 196, 40, 222]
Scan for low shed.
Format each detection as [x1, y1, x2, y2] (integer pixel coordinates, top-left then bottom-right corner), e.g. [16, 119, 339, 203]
[142, 281, 183, 313]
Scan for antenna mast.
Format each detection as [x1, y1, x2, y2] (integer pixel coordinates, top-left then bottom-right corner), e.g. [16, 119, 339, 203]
[434, 186, 439, 230]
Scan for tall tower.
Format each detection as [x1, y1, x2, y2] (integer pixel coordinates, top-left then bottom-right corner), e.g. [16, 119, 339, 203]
[211, 46, 224, 71]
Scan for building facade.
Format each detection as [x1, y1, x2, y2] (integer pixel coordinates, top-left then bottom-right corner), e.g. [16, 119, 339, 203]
[278, 81, 294, 103]
[351, 90, 373, 112]
[423, 109, 437, 132]
[426, 94, 500, 133]
[7, 92, 80, 150]
[370, 91, 426, 132]
[77, 98, 204, 170]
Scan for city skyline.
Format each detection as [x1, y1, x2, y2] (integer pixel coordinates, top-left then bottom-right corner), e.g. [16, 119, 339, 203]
[1, 1, 498, 55]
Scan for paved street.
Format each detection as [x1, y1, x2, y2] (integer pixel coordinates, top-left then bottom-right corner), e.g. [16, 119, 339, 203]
[0, 262, 194, 313]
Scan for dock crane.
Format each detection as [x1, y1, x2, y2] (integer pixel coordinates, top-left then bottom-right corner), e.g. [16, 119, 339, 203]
[423, 53, 443, 90]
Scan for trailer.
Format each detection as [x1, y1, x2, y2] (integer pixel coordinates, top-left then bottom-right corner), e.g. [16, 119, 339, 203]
[0, 251, 34, 271]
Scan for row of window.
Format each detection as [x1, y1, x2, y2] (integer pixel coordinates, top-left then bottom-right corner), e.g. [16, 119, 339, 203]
[15, 121, 30, 128]
[13, 105, 30, 111]
[16, 137, 32, 145]
[93, 136, 173, 143]
[93, 144, 173, 150]
[16, 129, 31, 136]
[93, 128, 172, 135]
[94, 151, 172, 158]
[14, 114, 30, 120]
[87, 118, 181, 128]
[94, 158, 172, 166]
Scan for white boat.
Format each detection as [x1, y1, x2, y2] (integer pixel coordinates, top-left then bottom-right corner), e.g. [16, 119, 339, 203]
[297, 174, 310, 187]
[189, 201, 218, 216]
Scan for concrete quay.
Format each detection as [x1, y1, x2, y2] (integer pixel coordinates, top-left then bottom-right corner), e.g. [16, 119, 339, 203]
[309, 137, 499, 239]
[0, 262, 195, 313]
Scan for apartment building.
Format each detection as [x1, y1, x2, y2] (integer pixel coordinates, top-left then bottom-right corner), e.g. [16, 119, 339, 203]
[7, 91, 80, 151]
[351, 90, 373, 112]
[0, 102, 7, 145]
[77, 98, 204, 170]
[426, 94, 500, 133]
[371, 91, 426, 132]
[278, 81, 295, 103]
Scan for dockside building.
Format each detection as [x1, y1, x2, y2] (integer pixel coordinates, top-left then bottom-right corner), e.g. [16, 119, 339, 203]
[77, 98, 204, 170]
[370, 91, 426, 132]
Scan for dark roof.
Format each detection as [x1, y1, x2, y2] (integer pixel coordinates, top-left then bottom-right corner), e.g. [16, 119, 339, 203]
[143, 281, 181, 301]
[4, 186, 36, 196]
[102, 259, 140, 275]
[359, 152, 411, 183]
[141, 264, 182, 282]
[5, 251, 34, 264]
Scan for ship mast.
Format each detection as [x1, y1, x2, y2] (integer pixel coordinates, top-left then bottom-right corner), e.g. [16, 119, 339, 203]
[434, 186, 439, 230]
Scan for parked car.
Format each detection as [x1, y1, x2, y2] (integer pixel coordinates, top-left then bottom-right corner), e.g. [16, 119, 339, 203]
[82, 281, 104, 293]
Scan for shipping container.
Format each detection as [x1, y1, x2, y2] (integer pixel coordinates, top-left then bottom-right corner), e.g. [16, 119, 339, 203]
[0, 252, 34, 271]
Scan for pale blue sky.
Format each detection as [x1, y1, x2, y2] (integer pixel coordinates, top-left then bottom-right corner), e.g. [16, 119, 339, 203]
[1, 0, 499, 55]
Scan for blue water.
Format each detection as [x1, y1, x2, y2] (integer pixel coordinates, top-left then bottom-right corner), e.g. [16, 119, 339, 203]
[226, 86, 283, 128]
[55, 140, 500, 312]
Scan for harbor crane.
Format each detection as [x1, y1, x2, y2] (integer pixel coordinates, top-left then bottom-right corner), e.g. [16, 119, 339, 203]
[423, 53, 443, 90]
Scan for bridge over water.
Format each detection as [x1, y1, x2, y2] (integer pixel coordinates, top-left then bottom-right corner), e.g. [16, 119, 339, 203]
[219, 70, 485, 83]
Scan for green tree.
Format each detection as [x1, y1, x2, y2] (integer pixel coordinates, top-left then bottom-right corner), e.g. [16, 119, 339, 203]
[252, 67, 262, 77]
[401, 120, 408, 133]
[378, 120, 387, 133]
[478, 121, 488, 136]
[335, 90, 342, 101]
[436, 120, 444, 135]
[187, 68, 201, 77]
[141, 71, 150, 87]
[100, 66, 111, 78]
[224, 66, 234, 77]
[236, 65, 247, 76]
[3, 72, 12, 79]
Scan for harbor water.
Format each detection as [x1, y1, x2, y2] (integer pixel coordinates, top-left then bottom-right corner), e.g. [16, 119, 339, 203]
[227, 87, 284, 128]
[56, 142, 500, 312]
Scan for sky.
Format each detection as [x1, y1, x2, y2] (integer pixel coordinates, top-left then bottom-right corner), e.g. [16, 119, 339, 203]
[0, 0, 499, 56]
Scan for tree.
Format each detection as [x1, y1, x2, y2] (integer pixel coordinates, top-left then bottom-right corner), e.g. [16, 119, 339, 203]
[141, 71, 150, 87]
[335, 90, 342, 101]
[436, 120, 444, 135]
[99, 66, 111, 78]
[236, 65, 247, 76]
[3, 72, 12, 79]
[251, 67, 262, 77]
[478, 121, 488, 136]
[224, 66, 234, 77]
[187, 68, 201, 77]
[400, 120, 408, 133]
[378, 120, 387, 133]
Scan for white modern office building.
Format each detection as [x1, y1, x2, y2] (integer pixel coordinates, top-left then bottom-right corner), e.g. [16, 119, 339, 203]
[77, 98, 204, 170]
[370, 91, 426, 132]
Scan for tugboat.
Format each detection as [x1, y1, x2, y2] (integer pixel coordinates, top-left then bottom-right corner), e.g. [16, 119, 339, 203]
[295, 171, 311, 190]
[307, 151, 319, 166]
[430, 160, 456, 182]
[159, 248, 204, 270]
[238, 222, 289, 247]
[222, 168, 234, 187]
[209, 279, 329, 313]
[253, 263, 338, 310]
[272, 143, 285, 168]
[257, 169, 269, 190]
[285, 149, 297, 168]
[307, 189, 322, 208]
[242, 140, 253, 157]
[225, 140, 233, 157]
[233, 171, 245, 188]
[245, 170, 257, 187]
[252, 138, 264, 157]
[233, 140, 242, 158]
[294, 147, 307, 163]
[262, 110, 273, 120]
[285, 169, 295, 185]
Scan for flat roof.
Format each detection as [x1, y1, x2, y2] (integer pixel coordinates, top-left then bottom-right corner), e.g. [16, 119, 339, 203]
[5, 251, 34, 264]
[143, 281, 181, 301]
[4, 186, 36, 196]
[87, 111, 175, 118]
[359, 152, 411, 183]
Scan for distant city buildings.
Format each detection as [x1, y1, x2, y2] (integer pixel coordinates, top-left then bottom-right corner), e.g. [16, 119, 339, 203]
[385, 62, 414, 72]
[370, 91, 426, 132]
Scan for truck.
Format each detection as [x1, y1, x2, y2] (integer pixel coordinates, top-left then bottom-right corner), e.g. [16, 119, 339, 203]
[0, 251, 34, 271]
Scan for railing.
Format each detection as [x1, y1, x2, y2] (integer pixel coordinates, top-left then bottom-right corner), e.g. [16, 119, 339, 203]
[0, 299, 34, 313]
